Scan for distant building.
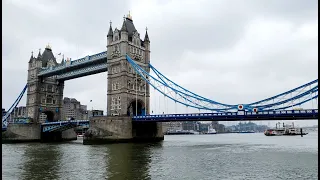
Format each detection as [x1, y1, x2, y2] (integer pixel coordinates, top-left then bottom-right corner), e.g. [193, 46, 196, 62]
[7, 106, 27, 122]
[88, 110, 104, 117]
[199, 123, 210, 133]
[182, 121, 200, 131]
[162, 122, 183, 133]
[62, 97, 88, 120]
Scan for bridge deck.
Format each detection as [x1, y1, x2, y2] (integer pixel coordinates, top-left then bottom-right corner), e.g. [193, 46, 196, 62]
[38, 51, 107, 77]
[132, 109, 318, 122]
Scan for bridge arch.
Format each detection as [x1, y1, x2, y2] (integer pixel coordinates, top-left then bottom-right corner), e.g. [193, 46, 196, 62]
[127, 99, 145, 116]
[42, 110, 55, 122]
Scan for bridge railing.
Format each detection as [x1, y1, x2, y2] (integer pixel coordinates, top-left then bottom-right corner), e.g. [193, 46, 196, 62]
[42, 120, 89, 125]
[133, 109, 318, 119]
[38, 51, 107, 76]
[41, 120, 89, 132]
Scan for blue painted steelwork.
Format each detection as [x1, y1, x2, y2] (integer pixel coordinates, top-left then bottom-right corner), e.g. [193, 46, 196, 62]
[12, 117, 32, 124]
[132, 109, 318, 122]
[126, 55, 236, 111]
[38, 51, 107, 77]
[150, 62, 318, 111]
[41, 120, 89, 132]
[2, 84, 28, 128]
[56, 62, 107, 81]
[126, 55, 318, 112]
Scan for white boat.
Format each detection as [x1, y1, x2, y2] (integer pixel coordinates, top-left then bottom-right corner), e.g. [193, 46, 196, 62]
[264, 122, 308, 136]
[206, 125, 217, 134]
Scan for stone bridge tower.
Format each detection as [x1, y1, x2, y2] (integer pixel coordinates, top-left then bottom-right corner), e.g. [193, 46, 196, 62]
[26, 45, 64, 123]
[85, 13, 164, 144]
[106, 14, 150, 116]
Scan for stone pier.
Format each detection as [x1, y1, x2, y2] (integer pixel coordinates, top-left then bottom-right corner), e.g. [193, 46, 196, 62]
[2, 123, 77, 143]
[83, 116, 164, 145]
[2, 123, 41, 143]
[41, 128, 77, 142]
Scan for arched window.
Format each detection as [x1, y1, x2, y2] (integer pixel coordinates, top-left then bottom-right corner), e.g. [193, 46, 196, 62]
[46, 95, 53, 104]
[47, 85, 53, 92]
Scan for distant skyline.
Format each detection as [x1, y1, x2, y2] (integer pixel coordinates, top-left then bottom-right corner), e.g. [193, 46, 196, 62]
[3, 0, 318, 126]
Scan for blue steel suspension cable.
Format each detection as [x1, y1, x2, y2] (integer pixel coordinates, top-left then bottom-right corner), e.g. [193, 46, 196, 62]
[254, 86, 318, 109]
[150, 64, 224, 111]
[127, 55, 233, 111]
[2, 84, 28, 124]
[248, 79, 318, 106]
[149, 63, 238, 108]
[150, 63, 318, 110]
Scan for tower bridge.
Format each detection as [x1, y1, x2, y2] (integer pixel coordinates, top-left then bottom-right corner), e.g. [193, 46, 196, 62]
[2, 13, 318, 143]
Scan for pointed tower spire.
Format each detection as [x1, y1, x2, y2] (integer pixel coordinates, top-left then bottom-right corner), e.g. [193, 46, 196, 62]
[29, 51, 34, 63]
[107, 20, 113, 37]
[121, 16, 127, 32]
[37, 48, 42, 59]
[144, 27, 150, 42]
[60, 54, 65, 64]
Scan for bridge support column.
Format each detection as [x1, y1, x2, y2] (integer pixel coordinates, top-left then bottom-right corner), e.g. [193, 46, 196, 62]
[83, 116, 164, 145]
[2, 123, 41, 143]
[61, 129, 77, 141]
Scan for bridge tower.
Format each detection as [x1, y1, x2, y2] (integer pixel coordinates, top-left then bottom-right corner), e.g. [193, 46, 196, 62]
[84, 13, 163, 144]
[106, 14, 150, 116]
[26, 45, 64, 123]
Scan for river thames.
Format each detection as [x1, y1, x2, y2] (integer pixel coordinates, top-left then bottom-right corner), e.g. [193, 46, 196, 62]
[2, 132, 318, 180]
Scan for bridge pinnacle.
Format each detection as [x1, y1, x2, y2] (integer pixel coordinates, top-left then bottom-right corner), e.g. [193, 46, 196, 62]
[107, 20, 113, 37]
[121, 18, 128, 32]
[127, 11, 132, 20]
[37, 48, 42, 58]
[46, 43, 51, 50]
[144, 27, 150, 42]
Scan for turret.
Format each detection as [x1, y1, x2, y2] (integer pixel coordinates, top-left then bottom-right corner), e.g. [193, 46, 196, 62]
[37, 48, 42, 60]
[107, 21, 113, 45]
[144, 28, 150, 63]
[60, 54, 65, 65]
[120, 17, 128, 41]
[144, 28, 150, 44]
[28, 51, 34, 63]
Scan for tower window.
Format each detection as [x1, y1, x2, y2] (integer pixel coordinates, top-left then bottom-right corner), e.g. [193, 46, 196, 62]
[47, 85, 53, 92]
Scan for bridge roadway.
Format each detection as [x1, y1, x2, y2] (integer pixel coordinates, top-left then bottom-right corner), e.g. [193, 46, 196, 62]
[36, 109, 318, 133]
[37, 51, 107, 81]
[132, 109, 318, 122]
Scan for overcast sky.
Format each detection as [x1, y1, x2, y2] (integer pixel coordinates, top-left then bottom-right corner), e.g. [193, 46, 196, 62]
[2, 0, 318, 126]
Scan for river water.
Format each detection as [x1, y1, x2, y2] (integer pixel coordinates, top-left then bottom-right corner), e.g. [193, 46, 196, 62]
[2, 132, 318, 180]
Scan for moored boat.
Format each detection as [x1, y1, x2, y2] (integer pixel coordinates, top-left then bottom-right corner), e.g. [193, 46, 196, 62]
[264, 122, 308, 136]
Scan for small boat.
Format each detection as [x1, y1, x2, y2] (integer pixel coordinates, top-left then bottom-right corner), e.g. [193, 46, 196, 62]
[204, 124, 217, 134]
[77, 133, 84, 137]
[165, 130, 195, 135]
[206, 128, 217, 134]
[238, 130, 255, 134]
